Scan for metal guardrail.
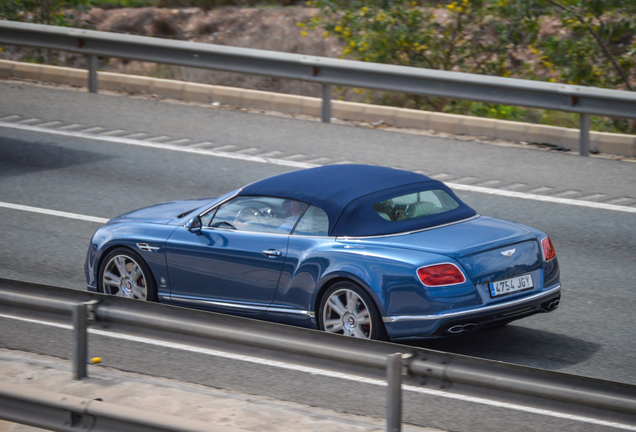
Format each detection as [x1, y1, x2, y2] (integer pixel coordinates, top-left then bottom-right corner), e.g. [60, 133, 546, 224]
[0, 381, 241, 432]
[2, 278, 636, 432]
[2, 21, 636, 156]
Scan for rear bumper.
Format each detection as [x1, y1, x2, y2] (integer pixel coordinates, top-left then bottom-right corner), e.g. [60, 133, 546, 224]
[384, 283, 561, 339]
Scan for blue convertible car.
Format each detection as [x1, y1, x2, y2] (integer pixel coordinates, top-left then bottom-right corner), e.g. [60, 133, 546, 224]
[85, 165, 560, 340]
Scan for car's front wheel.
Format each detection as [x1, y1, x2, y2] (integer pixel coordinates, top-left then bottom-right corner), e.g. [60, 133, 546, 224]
[319, 282, 386, 340]
[99, 248, 157, 301]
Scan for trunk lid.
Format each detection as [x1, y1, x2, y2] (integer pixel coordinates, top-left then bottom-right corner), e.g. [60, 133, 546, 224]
[367, 216, 543, 285]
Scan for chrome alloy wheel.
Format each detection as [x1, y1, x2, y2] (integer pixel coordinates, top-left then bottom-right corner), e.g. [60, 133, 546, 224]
[322, 288, 372, 338]
[102, 255, 148, 300]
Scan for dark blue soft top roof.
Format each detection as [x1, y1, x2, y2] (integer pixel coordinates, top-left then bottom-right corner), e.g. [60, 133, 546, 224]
[239, 165, 476, 236]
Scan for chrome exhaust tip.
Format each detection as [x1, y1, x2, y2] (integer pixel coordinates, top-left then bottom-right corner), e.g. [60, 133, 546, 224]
[447, 323, 477, 334]
[546, 299, 560, 310]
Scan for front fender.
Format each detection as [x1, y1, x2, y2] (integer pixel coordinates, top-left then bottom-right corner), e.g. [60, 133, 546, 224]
[85, 222, 179, 301]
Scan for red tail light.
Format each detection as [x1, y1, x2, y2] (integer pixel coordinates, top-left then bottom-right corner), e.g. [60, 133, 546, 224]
[541, 237, 556, 261]
[417, 263, 466, 287]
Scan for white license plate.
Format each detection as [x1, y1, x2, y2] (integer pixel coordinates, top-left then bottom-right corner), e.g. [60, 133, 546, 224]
[489, 274, 533, 297]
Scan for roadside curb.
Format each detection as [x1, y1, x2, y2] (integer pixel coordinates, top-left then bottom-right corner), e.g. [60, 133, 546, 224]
[0, 348, 441, 432]
[1, 59, 634, 158]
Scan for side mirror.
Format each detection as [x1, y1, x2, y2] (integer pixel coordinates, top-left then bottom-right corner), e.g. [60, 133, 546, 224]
[185, 216, 202, 234]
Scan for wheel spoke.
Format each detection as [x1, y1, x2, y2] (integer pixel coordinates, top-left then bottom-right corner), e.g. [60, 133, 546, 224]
[131, 284, 146, 300]
[324, 319, 344, 333]
[355, 311, 370, 326]
[103, 270, 121, 286]
[129, 265, 142, 283]
[114, 257, 128, 278]
[327, 296, 346, 317]
[345, 290, 358, 313]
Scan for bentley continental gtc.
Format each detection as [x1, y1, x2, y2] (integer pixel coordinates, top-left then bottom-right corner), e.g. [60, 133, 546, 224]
[85, 164, 560, 340]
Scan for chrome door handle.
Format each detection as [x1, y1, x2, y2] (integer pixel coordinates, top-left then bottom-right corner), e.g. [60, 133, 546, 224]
[262, 249, 282, 258]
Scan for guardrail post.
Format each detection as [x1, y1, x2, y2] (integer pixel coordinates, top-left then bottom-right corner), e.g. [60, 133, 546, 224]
[321, 84, 332, 123]
[579, 113, 590, 157]
[72, 302, 88, 379]
[387, 353, 402, 432]
[87, 55, 98, 94]
[72, 300, 98, 380]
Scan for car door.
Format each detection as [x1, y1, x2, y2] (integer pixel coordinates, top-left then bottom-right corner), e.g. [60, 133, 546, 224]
[165, 196, 307, 314]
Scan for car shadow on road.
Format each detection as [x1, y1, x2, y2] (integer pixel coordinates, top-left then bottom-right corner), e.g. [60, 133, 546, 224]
[0, 138, 115, 178]
[401, 324, 600, 370]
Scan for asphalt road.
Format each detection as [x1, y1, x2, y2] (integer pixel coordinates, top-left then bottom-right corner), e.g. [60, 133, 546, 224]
[1, 82, 635, 431]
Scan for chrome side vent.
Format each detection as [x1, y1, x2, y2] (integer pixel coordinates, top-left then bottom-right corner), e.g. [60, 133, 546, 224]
[136, 243, 160, 252]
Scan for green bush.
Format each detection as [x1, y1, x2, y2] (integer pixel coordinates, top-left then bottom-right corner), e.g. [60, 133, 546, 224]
[0, 0, 92, 25]
[304, 0, 636, 133]
[305, 0, 514, 112]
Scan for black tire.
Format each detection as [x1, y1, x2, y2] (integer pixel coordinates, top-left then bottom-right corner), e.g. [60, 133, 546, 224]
[98, 247, 157, 301]
[318, 281, 387, 340]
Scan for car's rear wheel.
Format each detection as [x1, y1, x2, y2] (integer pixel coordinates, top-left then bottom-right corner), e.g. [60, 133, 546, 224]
[99, 248, 157, 301]
[319, 282, 386, 340]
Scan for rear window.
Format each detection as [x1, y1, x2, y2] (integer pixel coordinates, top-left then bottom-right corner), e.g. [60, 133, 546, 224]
[372, 190, 459, 221]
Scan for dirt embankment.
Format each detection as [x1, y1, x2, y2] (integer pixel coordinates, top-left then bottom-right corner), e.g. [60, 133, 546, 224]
[1, 6, 344, 97]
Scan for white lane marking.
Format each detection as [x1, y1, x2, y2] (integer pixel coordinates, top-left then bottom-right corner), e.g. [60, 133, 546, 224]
[162, 138, 191, 145]
[447, 183, 636, 214]
[526, 186, 553, 194]
[17, 118, 41, 124]
[234, 147, 261, 154]
[80, 127, 105, 134]
[0, 312, 634, 431]
[607, 197, 636, 205]
[577, 193, 606, 201]
[37, 121, 62, 128]
[553, 190, 580, 197]
[143, 135, 171, 142]
[187, 141, 215, 148]
[0, 122, 317, 169]
[0, 202, 109, 224]
[212, 144, 238, 151]
[100, 129, 126, 136]
[1, 120, 635, 214]
[57, 123, 84, 130]
[122, 132, 149, 139]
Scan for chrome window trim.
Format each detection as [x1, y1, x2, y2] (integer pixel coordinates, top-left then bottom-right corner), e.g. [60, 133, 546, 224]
[200, 226, 291, 236]
[290, 234, 337, 239]
[171, 295, 312, 316]
[198, 190, 241, 219]
[338, 214, 480, 240]
[383, 283, 561, 323]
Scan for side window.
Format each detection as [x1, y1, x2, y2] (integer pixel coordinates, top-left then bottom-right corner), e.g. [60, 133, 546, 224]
[209, 196, 307, 234]
[372, 189, 459, 222]
[200, 207, 216, 228]
[293, 205, 329, 236]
